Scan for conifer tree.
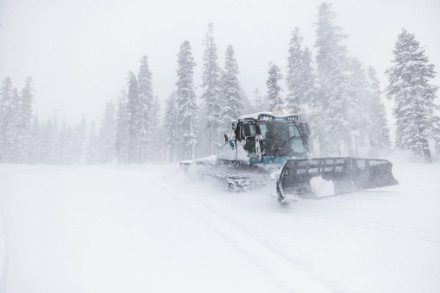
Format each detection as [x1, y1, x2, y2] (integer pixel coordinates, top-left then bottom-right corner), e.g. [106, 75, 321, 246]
[220, 45, 243, 134]
[164, 92, 178, 161]
[286, 28, 304, 113]
[126, 72, 140, 163]
[98, 102, 116, 163]
[149, 96, 162, 160]
[286, 28, 317, 116]
[29, 115, 41, 163]
[314, 2, 351, 155]
[386, 29, 439, 161]
[137, 56, 154, 162]
[201, 23, 222, 154]
[250, 89, 265, 113]
[366, 67, 391, 155]
[40, 119, 57, 164]
[116, 91, 129, 164]
[176, 40, 198, 160]
[86, 121, 98, 164]
[345, 58, 372, 155]
[17, 77, 34, 163]
[0, 78, 13, 161]
[266, 63, 284, 113]
[71, 115, 87, 164]
[7, 88, 21, 162]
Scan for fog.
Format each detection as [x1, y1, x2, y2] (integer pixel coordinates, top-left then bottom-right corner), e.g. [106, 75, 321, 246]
[1, 0, 439, 124]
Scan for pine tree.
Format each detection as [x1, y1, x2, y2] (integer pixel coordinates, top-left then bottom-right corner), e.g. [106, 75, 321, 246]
[366, 67, 391, 155]
[286, 28, 317, 116]
[71, 115, 87, 164]
[266, 63, 284, 113]
[164, 92, 178, 161]
[115, 91, 129, 164]
[55, 119, 68, 164]
[126, 71, 140, 163]
[251, 89, 265, 113]
[149, 96, 162, 160]
[314, 2, 351, 155]
[286, 28, 304, 113]
[176, 40, 198, 160]
[240, 88, 252, 115]
[220, 45, 243, 135]
[86, 121, 98, 164]
[40, 119, 57, 164]
[137, 56, 154, 162]
[386, 29, 439, 161]
[98, 102, 116, 163]
[345, 58, 372, 155]
[201, 23, 222, 155]
[0, 78, 14, 162]
[17, 77, 34, 163]
[29, 115, 41, 164]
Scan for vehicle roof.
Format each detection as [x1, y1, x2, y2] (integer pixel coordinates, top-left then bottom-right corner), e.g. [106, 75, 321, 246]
[238, 111, 299, 121]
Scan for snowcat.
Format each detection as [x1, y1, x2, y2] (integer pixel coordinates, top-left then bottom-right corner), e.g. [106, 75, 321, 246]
[181, 112, 398, 203]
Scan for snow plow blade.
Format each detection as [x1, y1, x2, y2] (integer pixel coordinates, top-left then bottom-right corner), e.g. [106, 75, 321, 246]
[276, 157, 399, 202]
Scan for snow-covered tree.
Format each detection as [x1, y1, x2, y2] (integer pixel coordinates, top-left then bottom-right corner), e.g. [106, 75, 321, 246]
[86, 121, 98, 164]
[266, 63, 284, 113]
[365, 67, 391, 155]
[314, 2, 351, 155]
[40, 119, 57, 164]
[286, 28, 316, 117]
[286, 28, 304, 113]
[386, 29, 439, 161]
[137, 56, 154, 162]
[29, 115, 41, 163]
[252, 89, 269, 112]
[345, 58, 373, 154]
[16, 77, 33, 163]
[220, 45, 243, 135]
[176, 40, 198, 160]
[126, 71, 140, 163]
[200, 23, 222, 154]
[7, 88, 21, 162]
[0, 78, 14, 162]
[71, 115, 87, 164]
[164, 92, 178, 161]
[98, 102, 116, 163]
[148, 96, 162, 160]
[115, 91, 129, 164]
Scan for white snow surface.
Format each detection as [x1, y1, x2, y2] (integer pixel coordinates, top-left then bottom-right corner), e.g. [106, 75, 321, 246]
[310, 176, 335, 198]
[1, 151, 440, 293]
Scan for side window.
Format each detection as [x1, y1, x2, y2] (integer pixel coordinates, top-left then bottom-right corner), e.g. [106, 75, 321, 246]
[288, 125, 306, 153]
[242, 123, 256, 138]
[259, 124, 267, 139]
[288, 125, 301, 137]
[249, 125, 256, 137]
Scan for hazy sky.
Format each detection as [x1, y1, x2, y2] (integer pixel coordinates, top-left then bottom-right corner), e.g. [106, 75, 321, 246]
[1, 0, 439, 125]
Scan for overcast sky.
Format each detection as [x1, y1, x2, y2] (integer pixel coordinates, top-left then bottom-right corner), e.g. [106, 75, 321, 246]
[1, 0, 439, 125]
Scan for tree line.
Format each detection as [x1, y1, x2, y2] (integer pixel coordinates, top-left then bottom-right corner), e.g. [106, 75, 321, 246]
[1, 2, 438, 164]
[0, 77, 116, 164]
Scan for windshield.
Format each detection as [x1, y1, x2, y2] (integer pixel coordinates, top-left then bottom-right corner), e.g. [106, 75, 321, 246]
[258, 121, 306, 156]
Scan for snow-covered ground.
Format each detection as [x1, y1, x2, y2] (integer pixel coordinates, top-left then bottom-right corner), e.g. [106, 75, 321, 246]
[1, 151, 439, 293]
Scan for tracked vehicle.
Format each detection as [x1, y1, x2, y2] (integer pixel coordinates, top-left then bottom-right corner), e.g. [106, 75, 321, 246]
[181, 112, 398, 203]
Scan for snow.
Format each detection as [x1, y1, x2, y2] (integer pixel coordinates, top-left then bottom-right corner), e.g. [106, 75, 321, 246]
[1, 151, 440, 293]
[310, 176, 335, 197]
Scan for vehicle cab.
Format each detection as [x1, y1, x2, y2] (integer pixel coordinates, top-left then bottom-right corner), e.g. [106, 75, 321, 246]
[217, 112, 311, 165]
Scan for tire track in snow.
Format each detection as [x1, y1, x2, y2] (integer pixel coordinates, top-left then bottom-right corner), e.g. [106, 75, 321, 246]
[147, 175, 339, 293]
